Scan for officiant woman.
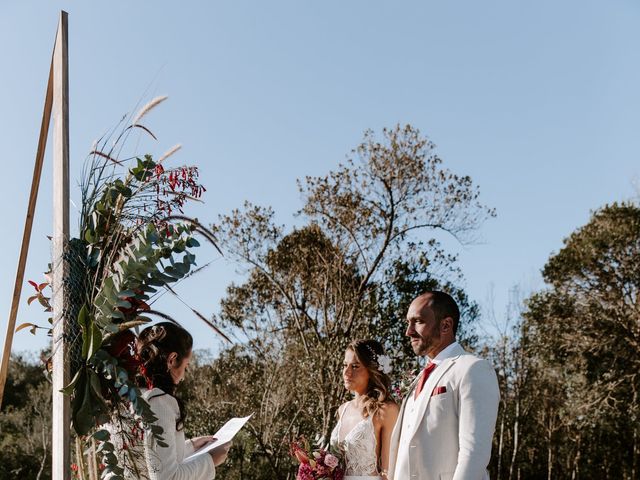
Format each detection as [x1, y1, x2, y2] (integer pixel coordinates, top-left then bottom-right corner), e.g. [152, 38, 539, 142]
[124, 322, 231, 479]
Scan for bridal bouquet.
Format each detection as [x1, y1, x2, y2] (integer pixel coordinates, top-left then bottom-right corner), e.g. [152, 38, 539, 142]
[291, 436, 344, 480]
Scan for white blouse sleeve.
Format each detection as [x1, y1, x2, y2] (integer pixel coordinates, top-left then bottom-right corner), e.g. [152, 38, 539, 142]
[144, 394, 216, 480]
[184, 439, 195, 457]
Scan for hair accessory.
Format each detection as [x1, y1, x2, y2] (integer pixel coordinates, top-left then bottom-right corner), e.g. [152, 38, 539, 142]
[363, 344, 393, 374]
[151, 325, 164, 338]
[376, 354, 393, 374]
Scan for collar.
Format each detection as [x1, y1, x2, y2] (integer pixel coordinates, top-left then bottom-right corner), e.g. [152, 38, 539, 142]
[427, 341, 460, 365]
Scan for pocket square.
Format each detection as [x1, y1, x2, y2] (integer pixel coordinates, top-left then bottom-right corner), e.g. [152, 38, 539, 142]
[431, 386, 447, 396]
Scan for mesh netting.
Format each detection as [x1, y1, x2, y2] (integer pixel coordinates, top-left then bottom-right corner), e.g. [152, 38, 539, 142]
[50, 237, 87, 377]
[65, 238, 88, 376]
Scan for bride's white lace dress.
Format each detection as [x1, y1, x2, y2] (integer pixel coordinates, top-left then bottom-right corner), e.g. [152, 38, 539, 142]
[330, 403, 382, 480]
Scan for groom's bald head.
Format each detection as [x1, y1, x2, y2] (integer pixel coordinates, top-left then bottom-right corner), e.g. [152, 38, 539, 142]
[416, 291, 460, 336]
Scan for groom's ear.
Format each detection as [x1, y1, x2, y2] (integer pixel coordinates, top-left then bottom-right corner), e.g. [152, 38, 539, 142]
[440, 316, 453, 335]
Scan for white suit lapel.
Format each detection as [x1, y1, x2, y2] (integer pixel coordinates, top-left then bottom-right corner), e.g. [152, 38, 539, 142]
[407, 354, 459, 440]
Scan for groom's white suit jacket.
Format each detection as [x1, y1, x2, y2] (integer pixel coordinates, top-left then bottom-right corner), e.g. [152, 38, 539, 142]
[389, 343, 499, 480]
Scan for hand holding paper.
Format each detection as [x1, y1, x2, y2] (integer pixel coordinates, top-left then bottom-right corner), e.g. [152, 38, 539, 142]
[185, 414, 253, 463]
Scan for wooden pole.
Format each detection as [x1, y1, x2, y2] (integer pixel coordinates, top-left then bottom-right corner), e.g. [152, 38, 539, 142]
[0, 25, 55, 409]
[51, 11, 70, 480]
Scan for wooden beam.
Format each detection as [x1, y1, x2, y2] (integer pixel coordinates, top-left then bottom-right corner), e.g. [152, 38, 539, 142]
[0, 24, 55, 408]
[51, 10, 71, 480]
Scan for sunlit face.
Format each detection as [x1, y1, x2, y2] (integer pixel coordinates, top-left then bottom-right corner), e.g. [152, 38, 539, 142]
[168, 349, 192, 384]
[342, 348, 370, 395]
[406, 295, 442, 358]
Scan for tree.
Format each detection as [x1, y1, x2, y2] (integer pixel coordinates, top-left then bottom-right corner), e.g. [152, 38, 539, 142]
[0, 354, 52, 480]
[508, 202, 640, 479]
[204, 125, 493, 478]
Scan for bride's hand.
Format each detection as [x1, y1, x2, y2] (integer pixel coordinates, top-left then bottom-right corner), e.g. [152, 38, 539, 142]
[190, 435, 216, 450]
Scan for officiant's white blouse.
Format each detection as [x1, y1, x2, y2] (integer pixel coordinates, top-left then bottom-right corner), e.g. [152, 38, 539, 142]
[142, 388, 215, 480]
[109, 388, 216, 480]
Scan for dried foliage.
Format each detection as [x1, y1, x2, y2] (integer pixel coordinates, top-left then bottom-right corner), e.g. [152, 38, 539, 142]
[201, 125, 491, 478]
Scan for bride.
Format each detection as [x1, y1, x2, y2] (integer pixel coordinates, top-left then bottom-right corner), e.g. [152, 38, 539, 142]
[330, 339, 399, 480]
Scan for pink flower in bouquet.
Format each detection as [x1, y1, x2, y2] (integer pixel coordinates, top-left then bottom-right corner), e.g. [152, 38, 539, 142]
[297, 463, 315, 480]
[325, 453, 339, 469]
[291, 436, 344, 480]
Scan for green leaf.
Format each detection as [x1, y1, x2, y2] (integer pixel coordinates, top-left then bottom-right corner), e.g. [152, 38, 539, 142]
[78, 305, 92, 359]
[92, 429, 110, 442]
[88, 248, 101, 268]
[77, 304, 89, 329]
[97, 441, 114, 452]
[71, 370, 94, 436]
[186, 237, 200, 248]
[87, 322, 103, 360]
[128, 387, 138, 401]
[163, 266, 182, 279]
[115, 300, 132, 309]
[84, 229, 96, 244]
[61, 369, 83, 395]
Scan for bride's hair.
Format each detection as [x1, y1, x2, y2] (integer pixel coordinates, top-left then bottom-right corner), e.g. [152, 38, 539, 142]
[136, 322, 192, 430]
[348, 339, 393, 418]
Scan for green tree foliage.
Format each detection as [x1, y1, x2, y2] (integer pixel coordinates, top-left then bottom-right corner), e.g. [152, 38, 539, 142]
[0, 355, 52, 479]
[491, 203, 640, 480]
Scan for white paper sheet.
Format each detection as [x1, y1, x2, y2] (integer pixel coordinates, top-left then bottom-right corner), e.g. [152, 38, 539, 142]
[184, 414, 253, 462]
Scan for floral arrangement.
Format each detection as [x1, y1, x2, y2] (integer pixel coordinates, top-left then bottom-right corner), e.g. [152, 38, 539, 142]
[391, 367, 419, 401]
[290, 436, 344, 480]
[20, 96, 227, 479]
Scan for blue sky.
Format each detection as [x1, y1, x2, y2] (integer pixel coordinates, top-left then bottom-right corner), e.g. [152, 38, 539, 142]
[1, 0, 639, 355]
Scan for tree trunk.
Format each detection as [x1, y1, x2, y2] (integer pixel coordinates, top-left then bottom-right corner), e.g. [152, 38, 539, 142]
[633, 385, 638, 480]
[496, 405, 505, 480]
[35, 420, 48, 480]
[508, 398, 519, 480]
[633, 425, 638, 480]
[547, 415, 553, 480]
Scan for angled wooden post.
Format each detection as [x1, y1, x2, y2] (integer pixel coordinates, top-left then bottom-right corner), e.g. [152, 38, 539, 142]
[0, 10, 71, 478]
[0, 43, 54, 409]
[51, 10, 71, 480]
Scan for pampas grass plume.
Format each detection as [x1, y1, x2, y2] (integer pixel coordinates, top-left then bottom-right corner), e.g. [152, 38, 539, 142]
[132, 95, 168, 125]
[157, 144, 182, 165]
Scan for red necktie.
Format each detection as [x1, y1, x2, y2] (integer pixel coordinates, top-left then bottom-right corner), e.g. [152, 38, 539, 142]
[414, 361, 436, 399]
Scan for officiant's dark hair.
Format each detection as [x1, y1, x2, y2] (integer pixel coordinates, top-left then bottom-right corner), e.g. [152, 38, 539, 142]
[348, 339, 393, 418]
[137, 322, 192, 430]
[423, 290, 460, 336]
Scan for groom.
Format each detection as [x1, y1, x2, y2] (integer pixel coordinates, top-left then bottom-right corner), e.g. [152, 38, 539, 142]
[388, 291, 499, 480]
